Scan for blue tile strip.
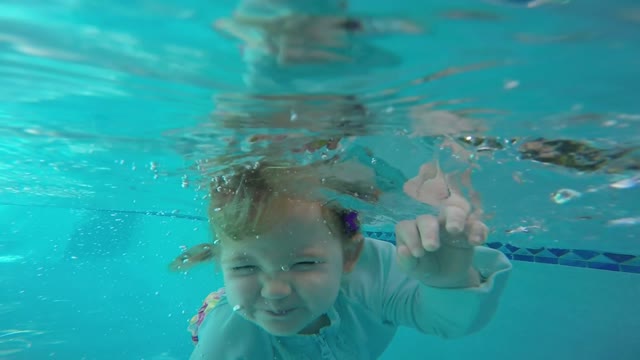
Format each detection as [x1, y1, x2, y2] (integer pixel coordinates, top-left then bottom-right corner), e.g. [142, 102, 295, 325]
[5, 203, 635, 274]
[363, 230, 640, 275]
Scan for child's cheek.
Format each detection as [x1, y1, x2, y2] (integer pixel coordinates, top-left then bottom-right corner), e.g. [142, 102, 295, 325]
[224, 274, 260, 306]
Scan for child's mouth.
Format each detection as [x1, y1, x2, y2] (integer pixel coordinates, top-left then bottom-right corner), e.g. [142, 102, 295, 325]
[265, 309, 295, 317]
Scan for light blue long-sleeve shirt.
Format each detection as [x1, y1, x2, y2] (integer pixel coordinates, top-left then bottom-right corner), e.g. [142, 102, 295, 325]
[190, 238, 512, 360]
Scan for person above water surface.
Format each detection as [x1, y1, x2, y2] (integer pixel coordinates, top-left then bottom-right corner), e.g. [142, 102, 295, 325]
[184, 158, 512, 360]
[212, 0, 423, 93]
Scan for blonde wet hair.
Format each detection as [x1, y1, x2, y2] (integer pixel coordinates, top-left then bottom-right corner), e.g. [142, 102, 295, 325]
[166, 158, 378, 272]
[207, 159, 378, 245]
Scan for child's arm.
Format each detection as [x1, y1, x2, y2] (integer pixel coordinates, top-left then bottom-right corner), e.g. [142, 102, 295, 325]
[377, 240, 511, 338]
[358, 160, 512, 338]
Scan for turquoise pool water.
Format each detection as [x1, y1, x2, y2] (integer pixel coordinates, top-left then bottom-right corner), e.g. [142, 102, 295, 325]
[1, 0, 640, 359]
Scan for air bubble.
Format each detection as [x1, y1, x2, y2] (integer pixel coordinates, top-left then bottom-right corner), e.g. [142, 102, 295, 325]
[610, 176, 640, 189]
[551, 188, 581, 204]
[608, 217, 640, 226]
[281, 265, 290, 272]
[504, 80, 519, 90]
[233, 304, 243, 312]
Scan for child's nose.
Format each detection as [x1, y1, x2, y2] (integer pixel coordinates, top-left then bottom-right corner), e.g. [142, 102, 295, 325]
[260, 274, 292, 299]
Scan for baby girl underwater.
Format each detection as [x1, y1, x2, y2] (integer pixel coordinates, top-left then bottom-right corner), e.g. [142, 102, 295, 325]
[172, 158, 512, 360]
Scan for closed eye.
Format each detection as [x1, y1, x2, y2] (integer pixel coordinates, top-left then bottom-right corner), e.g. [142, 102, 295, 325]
[230, 265, 257, 274]
[294, 261, 323, 269]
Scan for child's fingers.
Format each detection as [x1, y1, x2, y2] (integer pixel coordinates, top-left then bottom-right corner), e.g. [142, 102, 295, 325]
[442, 205, 468, 235]
[416, 215, 440, 251]
[396, 243, 419, 272]
[467, 219, 489, 246]
[396, 220, 426, 258]
[395, 220, 425, 258]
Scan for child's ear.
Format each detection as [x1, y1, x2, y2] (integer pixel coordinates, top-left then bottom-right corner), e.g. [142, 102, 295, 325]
[342, 234, 364, 273]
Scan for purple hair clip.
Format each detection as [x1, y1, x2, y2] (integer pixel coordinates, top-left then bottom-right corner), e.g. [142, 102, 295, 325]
[342, 210, 360, 234]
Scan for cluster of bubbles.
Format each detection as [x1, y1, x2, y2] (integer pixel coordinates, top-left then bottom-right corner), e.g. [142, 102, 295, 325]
[551, 174, 639, 205]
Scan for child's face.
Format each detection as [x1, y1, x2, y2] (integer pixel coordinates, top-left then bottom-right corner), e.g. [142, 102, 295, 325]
[219, 200, 356, 336]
